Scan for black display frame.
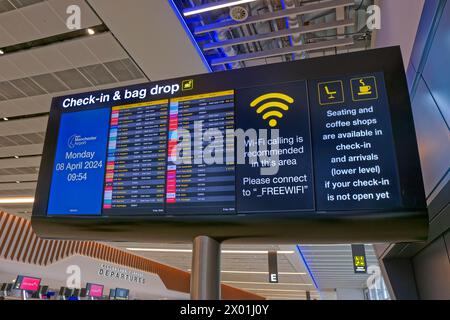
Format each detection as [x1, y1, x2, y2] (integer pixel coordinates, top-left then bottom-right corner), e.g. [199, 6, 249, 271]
[31, 46, 428, 243]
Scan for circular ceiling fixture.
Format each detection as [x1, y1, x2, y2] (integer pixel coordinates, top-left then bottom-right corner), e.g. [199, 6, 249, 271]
[229, 6, 249, 22]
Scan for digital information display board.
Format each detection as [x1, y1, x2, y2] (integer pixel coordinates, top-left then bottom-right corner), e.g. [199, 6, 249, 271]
[103, 100, 168, 214]
[32, 47, 428, 243]
[166, 91, 235, 214]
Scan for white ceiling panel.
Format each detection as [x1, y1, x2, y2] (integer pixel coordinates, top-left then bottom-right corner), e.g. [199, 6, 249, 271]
[0, 95, 50, 117]
[0, 77, 145, 119]
[0, 117, 47, 136]
[0, 24, 16, 50]
[0, 78, 145, 119]
[0, 143, 43, 157]
[0, 181, 36, 190]
[20, 1, 65, 36]
[0, 57, 25, 80]
[0, 173, 38, 183]
[57, 39, 100, 67]
[0, 0, 101, 48]
[83, 32, 129, 62]
[30, 45, 72, 72]
[0, 10, 41, 47]
[8, 51, 49, 76]
[88, 0, 207, 80]
[0, 155, 41, 169]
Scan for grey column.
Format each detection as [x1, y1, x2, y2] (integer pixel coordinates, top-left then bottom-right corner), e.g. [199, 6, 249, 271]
[190, 236, 221, 300]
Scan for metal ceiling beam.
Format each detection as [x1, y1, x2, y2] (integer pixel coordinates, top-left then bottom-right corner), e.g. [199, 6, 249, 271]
[203, 19, 354, 51]
[210, 38, 354, 66]
[194, 0, 355, 34]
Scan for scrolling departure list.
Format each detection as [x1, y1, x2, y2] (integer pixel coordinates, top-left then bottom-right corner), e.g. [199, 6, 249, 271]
[46, 72, 401, 216]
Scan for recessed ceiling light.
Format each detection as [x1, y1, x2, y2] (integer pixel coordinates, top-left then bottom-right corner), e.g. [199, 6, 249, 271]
[183, 0, 257, 16]
[87, 28, 95, 35]
[15, 181, 20, 184]
[0, 49, 4, 55]
[14, 156, 20, 159]
[3, 117, 8, 121]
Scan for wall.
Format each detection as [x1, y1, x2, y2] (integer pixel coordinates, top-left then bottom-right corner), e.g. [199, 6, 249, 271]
[0, 255, 188, 300]
[378, 0, 450, 300]
[335, 288, 365, 300]
[374, 0, 425, 66]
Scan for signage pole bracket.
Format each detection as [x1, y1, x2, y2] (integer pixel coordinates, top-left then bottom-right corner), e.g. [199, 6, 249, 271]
[190, 235, 221, 300]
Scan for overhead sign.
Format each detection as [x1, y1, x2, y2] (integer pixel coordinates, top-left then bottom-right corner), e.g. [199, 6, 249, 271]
[268, 251, 279, 283]
[32, 47, 428, 243]
[351, 244, 368, 274]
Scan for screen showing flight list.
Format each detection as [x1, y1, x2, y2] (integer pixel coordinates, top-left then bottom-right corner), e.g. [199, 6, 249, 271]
[166, 91, 235, 214]
[46, 71, 402, 217]
[102, 100, 168, 214]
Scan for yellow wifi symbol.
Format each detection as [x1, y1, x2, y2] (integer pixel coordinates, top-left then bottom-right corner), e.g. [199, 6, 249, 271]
[250, 93, 294, 128]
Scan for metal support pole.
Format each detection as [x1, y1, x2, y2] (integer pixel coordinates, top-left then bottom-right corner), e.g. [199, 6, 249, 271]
[190, 236, 221, 300]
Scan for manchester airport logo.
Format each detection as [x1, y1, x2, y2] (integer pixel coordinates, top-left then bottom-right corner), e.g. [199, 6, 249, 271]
[68, 134, 97, 149]
[250, 93, 294, 127]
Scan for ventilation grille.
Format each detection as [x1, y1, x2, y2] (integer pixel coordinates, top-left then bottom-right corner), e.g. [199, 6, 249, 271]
[0, 132, 45, 147]
[0, 0, 45, 14]
[0, 59, 145, 101]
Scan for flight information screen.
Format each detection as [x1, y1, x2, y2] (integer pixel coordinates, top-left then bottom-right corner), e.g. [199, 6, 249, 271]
[165, 91, 235, 214]
[102, 100, 168, 214]
[46, 73, 402, 216]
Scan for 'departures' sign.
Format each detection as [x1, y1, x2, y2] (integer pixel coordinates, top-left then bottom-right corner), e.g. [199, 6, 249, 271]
[32, 47, 428, 243]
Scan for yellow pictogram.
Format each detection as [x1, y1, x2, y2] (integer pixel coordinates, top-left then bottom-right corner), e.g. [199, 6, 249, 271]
[350, 76, 378, 101]
[324, 86, 337, 100]
[250, 93, 294, 128]
[317, 80, 344, 105]
[182, 79, 194, 91]
[357, 79, 372, 96]
[354, 256, 366, 267]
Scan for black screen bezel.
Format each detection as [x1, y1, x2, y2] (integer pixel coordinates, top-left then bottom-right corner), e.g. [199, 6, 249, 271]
[31, 47, 428, 243]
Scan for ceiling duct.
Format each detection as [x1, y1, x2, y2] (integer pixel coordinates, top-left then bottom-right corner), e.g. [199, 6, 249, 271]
[281, 0, 307, 60]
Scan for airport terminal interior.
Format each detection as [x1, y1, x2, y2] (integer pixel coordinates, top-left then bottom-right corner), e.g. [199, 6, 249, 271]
[0, 0, 449, 301]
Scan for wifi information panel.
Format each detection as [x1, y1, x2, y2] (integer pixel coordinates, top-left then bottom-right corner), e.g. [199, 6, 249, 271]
[235, 81, 315, 212]
[36, 47, 427, 242]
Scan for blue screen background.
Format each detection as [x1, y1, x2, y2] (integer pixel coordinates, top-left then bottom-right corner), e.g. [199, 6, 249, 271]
[47, 108, 111, 215]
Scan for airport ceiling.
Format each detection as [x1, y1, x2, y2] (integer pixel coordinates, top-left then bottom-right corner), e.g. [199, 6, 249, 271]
[0, 0, 375, 217]
[0, 0, 378, 298]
